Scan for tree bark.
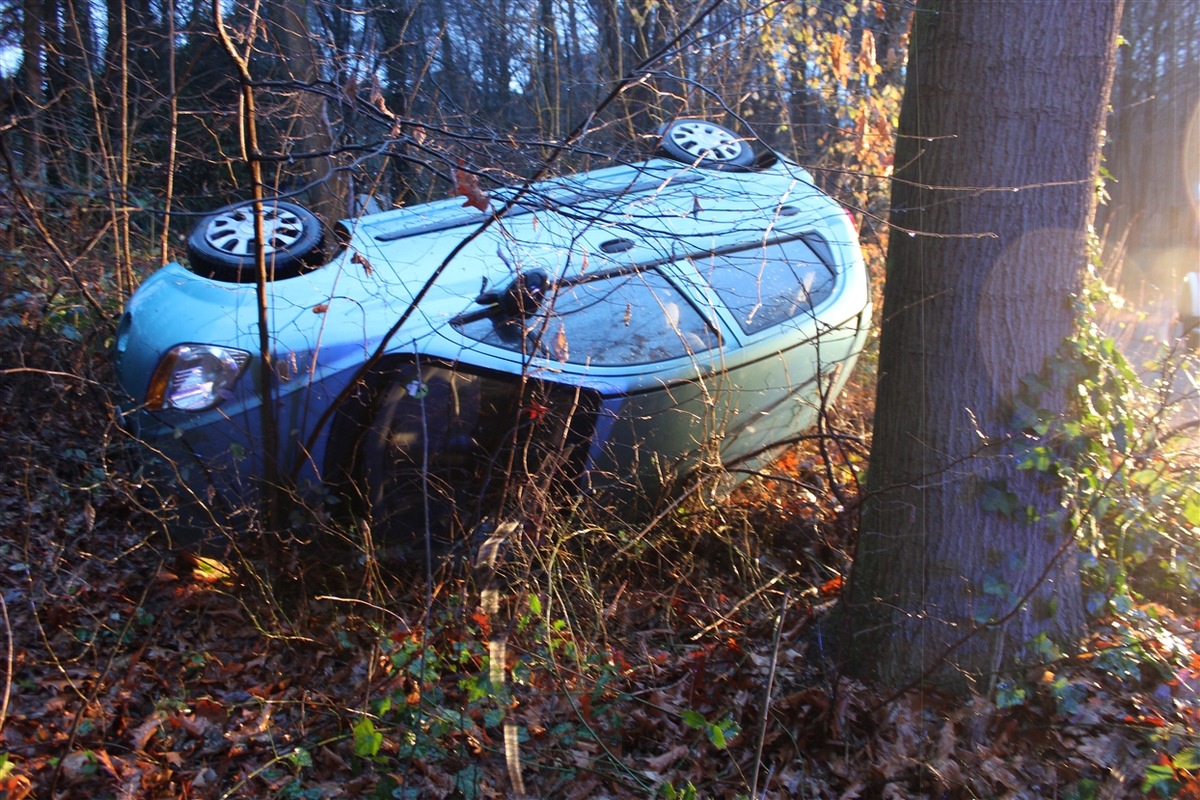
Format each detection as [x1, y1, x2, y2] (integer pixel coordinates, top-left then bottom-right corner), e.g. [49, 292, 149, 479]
[267, 0, 345, 223]
[17, 0, 46, 191]
[843, 0, 1123, 689]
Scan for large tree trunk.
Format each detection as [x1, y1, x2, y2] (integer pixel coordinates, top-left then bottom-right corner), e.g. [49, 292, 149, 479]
[843, 0, 1123, 689]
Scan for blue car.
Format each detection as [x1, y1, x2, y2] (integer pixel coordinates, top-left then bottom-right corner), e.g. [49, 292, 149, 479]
[113, 120, 871, 539]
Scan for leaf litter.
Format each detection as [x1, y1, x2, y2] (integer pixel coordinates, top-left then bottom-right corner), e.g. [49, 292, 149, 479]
[1, 324, 1198, 799]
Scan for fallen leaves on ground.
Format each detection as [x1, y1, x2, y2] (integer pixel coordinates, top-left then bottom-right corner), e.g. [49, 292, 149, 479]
[1, 326, 1197, 799]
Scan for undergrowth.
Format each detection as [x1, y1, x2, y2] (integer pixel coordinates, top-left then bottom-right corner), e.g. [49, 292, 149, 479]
[2, 258, 1200, 797]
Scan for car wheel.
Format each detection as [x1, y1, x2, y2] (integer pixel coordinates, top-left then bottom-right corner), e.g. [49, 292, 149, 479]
[359, 363, 484, 549]
[657, 119, 755, 168]
[348, 359, 597, 551]
[186, 199, 324, 281]
[1181, 272, 1200, 351]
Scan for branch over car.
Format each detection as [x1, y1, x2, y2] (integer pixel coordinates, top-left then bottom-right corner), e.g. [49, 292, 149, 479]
[113, 120, 872, 542]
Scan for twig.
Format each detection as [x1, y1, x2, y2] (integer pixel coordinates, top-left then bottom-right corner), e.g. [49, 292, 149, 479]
[0, 592, 11, 736]
[690, 573, 786, 641]
[751, 589, 789, 798]
[312, 596, 411, 626]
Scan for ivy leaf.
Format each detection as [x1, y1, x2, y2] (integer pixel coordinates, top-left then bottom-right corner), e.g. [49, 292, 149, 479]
[352, 717, 383, 759]
[983, 573, 1009, 597]
[708, 718, 737, 749]
[981, 484, 1019, 516]
[1141, 762, 1179, 796]
[1172, 749, 1200, 771]
[1183, 495, 1200, 527]
[995, 681, 1027, 709]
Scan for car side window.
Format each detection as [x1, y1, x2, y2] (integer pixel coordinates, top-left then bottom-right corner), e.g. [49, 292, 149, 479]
[695, 237, 836, 335]
[457, 268, 719, 366]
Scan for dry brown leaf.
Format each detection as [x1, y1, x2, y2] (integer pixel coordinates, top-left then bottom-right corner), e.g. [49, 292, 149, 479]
[129, 713, 164, 753]
[352, 251, 373, 276]
[837, 780, 865, 799]
[552, 323, 569, 362]
[173, 712, 214, 738]
[859, 29, 878, 79]
[564, 777, 603, 800]
[91, 748, 122, 781]
[453, 161, 491, 212]
[372, 90, 392, 118]
[59, 751, 96, 783]
[0, 774, 33, 800]
[829, 33, 850, 86]
[830, 677, 855, 738]
[978, 753, 1024, 791]
[643, 743, 690, 774]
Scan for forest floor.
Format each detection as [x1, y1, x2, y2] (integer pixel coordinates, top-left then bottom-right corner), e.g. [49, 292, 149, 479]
[1, 295, 1199, 800]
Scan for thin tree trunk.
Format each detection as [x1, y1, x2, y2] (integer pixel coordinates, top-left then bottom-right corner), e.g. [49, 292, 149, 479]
[160, 0, 179, 267]
[18, 0, 45, 196]
[214, 0, 282, 530]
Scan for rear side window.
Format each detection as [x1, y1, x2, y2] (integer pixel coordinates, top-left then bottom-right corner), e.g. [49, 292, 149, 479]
[457, 268, 719, 366]
[694, 237, 836, 335]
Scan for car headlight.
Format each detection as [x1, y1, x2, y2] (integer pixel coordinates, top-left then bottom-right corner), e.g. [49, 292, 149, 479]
[146, 344, 251, 412]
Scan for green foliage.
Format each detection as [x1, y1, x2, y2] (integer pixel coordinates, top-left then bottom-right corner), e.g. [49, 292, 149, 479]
[994, 680, 1029, 709]
[983, 274, 1200, 797]
[974, 557, 1027, 624]
[1048, 675, 1087, 716]
[1000, 276, 1200, 620]
[454, 765, 486, 800]
[351, 717, 383, 759]
[1064, 778, 1100, 800]
[344, 594, 636, 790]
[280, 780, 324, 800]
[661, 781, 698, 800]
[681, 710, 740, 749]
[1141, 749, 1200, 797]
[287, 746, 313, 770]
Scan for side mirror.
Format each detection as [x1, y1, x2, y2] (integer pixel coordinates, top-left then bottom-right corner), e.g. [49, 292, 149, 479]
[497, 270, 551, 318]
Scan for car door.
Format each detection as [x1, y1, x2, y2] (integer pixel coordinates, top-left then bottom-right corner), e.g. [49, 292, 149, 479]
[680, 235, 866, 473]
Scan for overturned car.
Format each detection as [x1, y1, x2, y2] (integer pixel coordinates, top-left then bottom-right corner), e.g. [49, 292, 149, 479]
[113, 120, 872, 539]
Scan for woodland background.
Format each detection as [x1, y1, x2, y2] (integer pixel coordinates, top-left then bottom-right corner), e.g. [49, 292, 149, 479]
[0, 0, 1199, 797]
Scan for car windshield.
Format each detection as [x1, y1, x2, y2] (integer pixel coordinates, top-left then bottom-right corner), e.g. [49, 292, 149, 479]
[692, 237, 836, 335]
[455, 268, 719, 366]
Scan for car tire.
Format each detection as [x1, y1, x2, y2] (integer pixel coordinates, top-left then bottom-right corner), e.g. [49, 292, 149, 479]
[358, 362, 479, 550]
[186, 199, 324, 281]
[657, 119, 756, 168]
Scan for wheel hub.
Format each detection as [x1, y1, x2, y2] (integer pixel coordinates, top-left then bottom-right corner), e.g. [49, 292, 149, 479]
[205, 205, 303, 256]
